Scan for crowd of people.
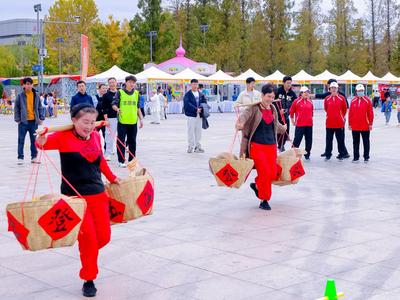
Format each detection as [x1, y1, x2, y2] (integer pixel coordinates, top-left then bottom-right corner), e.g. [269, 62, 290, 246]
[8, 73, 400, 297]
[233, 76, 399, 211]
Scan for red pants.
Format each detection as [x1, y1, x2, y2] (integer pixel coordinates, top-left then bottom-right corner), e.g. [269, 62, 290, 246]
[78, 192, 111, 280]
[250, 142, 278, 201]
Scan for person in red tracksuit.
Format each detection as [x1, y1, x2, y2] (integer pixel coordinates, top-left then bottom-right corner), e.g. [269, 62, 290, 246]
[321, 82, 348, 161]
[290, 86, 314, 160]
[349, 84, 374, 163]
[36, 103, 120, 298]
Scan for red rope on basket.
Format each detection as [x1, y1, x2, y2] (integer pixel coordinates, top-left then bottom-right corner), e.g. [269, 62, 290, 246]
[228, 107, 241, 154]
[30, 150, 42, 200]
[106, 125, 145, 170]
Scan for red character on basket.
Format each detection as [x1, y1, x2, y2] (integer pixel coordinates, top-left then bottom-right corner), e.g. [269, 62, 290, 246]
[36, 103, 120, 297]
[236, 84, 287, 210]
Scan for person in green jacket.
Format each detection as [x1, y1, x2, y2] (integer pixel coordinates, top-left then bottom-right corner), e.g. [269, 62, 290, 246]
[112, 75, 144, 168]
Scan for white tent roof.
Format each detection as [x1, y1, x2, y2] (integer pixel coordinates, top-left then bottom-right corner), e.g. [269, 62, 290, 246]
[264, 70, 286, 82]
[292, 70, 315, 83]
[135, 66, 175, 83]
[313, 70, 338, 82]
[360, 71, 380, 83]
[207, 70, 235, 82]
[86, 65, 134, 83]
[234, 69, 265, 81]
[172, 68, 209, 81]
[380, 72, 400, 83]
[336, 70, 362, 83]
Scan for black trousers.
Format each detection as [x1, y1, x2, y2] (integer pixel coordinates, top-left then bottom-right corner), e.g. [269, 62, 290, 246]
[293, 126, 313, 157]
[373, 97, 379, 108]
[324, 128, 347, 157]
[352, 130, 370, 160]
[117, 123, 137, 163]
[277, 117, 290, 149]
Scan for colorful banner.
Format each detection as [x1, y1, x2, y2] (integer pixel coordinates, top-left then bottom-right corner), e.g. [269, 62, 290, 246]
[81, 34, 89, 81]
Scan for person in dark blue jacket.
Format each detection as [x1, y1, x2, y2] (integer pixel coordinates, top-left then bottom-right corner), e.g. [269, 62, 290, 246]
[183, 79, 207, 153]
[70, 80, 94, 109]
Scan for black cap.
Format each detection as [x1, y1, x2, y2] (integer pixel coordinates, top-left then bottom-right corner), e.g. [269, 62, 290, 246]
[70, 103, 95, 118]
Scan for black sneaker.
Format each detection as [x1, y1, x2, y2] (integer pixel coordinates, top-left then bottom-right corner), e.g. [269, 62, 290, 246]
[364, 158, 369, 163]
[352, 159, 359, 163]
[337, 157, 344, 161]
[82, 280, 97, 297]
[259, 200, 271, 210]
[250, 183, 259, 198]
[320, 153, 327, 157]
[342, 154, 350, 159]
[304, 155, 310, 160]
[324, 156, 331, 161]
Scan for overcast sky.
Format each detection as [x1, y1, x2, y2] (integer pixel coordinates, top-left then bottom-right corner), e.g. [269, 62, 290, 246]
[2, 0, 367, 22]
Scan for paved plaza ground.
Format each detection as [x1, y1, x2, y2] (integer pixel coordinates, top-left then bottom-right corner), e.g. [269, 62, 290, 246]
[0, 108, 399, 300]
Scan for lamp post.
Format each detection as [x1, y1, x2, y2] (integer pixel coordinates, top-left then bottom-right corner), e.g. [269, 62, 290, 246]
[34, 4, 42, 91]
[200, 24, 209, 47]
[55, 37, 64, 75]
[33, 3, 80, 92]
[146, 31, 157, 63]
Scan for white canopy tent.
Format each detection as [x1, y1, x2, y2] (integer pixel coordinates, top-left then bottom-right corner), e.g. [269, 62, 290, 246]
[312, 70, 339, 83]
[336, 70, 362, 84]
[135, 66, 175, 83]
[264, 70, 286, 83]
[207, 70, 235, 83]
[234, 69, 265, 82]
[380, 72, 400, 83]
[360, 71, 380, 83]
[292, 70, 315, 84]
[86, 65, 134, 83]
[172, 67, 210, 82]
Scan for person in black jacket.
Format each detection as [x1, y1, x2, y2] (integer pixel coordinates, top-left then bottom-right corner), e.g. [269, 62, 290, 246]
[70, 81, 94, 108]
[183, 79, 207, 153]
[313, 79, 349, 106]
[102, 77, 119, 160]
[273, 76, 297, 152]
[95, 83, 107, 143]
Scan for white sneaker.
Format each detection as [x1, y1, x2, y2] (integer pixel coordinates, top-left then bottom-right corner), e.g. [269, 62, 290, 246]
[105, 155, 111, 161]
[17, 159, 23, 165]
[187, 147, 194, 153]
[118, 162, 127, 168]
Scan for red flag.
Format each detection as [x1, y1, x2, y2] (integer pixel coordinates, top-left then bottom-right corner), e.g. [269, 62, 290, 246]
[81, 34, 89, 81]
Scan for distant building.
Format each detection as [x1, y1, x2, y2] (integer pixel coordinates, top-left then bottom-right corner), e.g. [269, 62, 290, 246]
[0, 19, 37, 45]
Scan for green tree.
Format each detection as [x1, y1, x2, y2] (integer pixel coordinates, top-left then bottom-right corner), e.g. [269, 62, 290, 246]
[326, 0, 356, 74]
[0, 46, 21, 77]
[45, 0, 99, 74]
[262, 0, 294, 74]
[349, 19, 371, 75]
[292, 0, 325, 74]
[91, 16, 127, 71]
[244, 11, 269, 74]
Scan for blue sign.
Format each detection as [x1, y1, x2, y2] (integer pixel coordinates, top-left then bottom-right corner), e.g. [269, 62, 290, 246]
[32, 64, 43, 72]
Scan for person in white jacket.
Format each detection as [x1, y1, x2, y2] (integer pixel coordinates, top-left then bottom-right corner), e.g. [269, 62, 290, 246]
[150, 88, 161, 124]
[159, 89, 167, 120]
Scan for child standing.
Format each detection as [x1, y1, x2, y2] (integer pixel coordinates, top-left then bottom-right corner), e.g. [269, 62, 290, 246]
[381, 96, 393, 125]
